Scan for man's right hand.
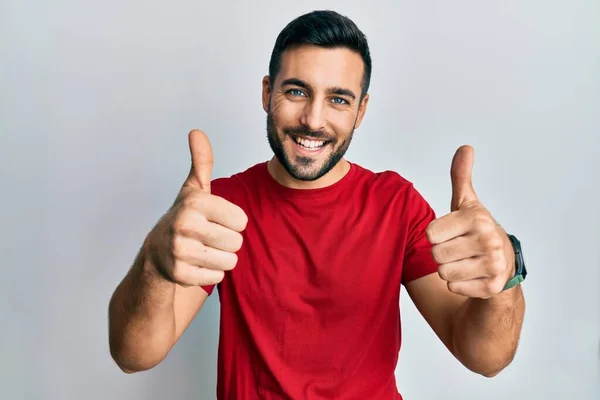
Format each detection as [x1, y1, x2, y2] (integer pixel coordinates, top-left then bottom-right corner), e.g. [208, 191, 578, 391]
[146, 129, 248, 287]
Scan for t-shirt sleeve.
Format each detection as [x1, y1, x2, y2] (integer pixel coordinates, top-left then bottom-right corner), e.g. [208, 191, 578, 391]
[201, 284, 216, 295]
[401, 185, 440, 284]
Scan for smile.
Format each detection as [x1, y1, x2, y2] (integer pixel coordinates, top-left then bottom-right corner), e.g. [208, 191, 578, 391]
[293, 136, 327, 150]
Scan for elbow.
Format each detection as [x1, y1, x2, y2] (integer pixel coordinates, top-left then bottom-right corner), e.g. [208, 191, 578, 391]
[109, 331, 168, 374]
[462, 362, 509, 379]
[109, 344, 165, 374]
[479, 367, 504, 378]
[114, 361, 155, 375]
[473, 354, 516, 378]
[113, 361, 149, 375]
[108, 341, 138, 374]
[107, 303, 167, 373]
[116, 363, 137, 374]
[107, 326, 173, 374]
[454, 344, 517, 378]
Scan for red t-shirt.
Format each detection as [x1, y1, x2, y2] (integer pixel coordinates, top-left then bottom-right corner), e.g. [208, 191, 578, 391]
[202, 161, 438, 400]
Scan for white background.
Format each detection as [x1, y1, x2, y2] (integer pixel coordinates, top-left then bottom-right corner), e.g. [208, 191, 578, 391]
[1, 0, 598, 399]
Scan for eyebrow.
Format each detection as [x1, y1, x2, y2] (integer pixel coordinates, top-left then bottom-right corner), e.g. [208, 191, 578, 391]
[281, 78, 357, 101]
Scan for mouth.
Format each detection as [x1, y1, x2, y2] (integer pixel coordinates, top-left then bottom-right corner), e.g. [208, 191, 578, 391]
[291, 135, 330, 153]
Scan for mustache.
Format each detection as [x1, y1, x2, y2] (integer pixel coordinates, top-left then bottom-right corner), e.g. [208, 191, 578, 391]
[283, 126, 331, 141]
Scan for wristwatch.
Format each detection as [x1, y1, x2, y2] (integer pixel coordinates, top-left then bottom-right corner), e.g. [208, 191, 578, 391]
[503, 234, 527, 291]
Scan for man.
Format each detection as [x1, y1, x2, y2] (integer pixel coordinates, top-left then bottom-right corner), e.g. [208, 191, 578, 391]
[108, 10, 526, 400]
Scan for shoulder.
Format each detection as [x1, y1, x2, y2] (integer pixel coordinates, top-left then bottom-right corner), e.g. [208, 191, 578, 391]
[350, 162, 435, 221]
[351, 162, 422, 199]
[211, 161, 267, 202]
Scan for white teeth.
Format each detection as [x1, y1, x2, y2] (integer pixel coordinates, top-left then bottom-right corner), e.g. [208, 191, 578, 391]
[294, 137, 325, 149]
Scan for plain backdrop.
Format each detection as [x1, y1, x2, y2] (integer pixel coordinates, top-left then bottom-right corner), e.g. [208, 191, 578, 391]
[1, 0, 599, 399]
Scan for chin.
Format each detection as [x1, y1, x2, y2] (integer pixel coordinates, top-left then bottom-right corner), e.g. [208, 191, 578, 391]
[283, 145, 332, 181]
[285, 157, 337, 182]
[287, 165, 325, 181]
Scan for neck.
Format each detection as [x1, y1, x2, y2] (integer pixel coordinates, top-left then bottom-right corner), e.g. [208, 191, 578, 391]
[267, 157, 350, 190]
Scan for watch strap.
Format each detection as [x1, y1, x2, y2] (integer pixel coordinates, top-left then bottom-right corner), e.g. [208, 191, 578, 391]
[502, 233, 526, 291]
[503, 274, 524, 291]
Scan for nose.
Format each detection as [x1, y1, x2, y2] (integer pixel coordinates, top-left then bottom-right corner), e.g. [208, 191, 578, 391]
[299, 99, 326, 132]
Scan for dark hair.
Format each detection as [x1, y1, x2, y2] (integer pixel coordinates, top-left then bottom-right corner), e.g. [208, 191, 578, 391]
[268, 10, 372, 99]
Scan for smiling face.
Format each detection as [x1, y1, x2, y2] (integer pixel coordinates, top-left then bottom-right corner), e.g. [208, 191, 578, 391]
[263, 44, 370, 185]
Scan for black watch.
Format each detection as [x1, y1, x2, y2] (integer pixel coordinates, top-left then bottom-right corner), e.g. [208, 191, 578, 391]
[503, 234, 527, 290]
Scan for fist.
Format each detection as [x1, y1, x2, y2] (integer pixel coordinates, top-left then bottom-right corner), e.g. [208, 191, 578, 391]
[426, 145, 515, 299]
[147, 129, 248, 287]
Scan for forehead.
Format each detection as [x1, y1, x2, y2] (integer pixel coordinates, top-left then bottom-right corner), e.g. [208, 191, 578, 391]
[276, 45, 364, 91]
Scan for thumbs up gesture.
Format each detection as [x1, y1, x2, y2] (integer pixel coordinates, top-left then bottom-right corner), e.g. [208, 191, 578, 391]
[146, 130, 248, 287]
[425, 145, 515, 299]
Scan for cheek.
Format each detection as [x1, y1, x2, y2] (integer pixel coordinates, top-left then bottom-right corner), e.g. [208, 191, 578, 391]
[271, 96, 302, 119]
[328, 112, 356, 136]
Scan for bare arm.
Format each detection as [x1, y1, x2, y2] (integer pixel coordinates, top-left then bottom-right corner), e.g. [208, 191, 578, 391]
[405, 273, 525, 377]
[108, 130, 246, 373]
[452, 284, 524, 376]
[405, 145, 526, 376]
[108, 243, 209, 373]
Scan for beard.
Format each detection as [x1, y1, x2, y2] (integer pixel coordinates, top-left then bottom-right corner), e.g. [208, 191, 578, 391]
[266, 110, 355, 182]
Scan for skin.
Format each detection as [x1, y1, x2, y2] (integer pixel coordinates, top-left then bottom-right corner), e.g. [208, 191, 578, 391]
[109, 43, 525, 378]
[408, 145, 525, 377]
[262, 45, 369, 189]
[262, 44, 525, 377]
[108, 132, 248, 373]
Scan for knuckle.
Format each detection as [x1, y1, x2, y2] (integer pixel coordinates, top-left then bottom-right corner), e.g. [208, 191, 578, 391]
[447, 268, 460, 282]
[231, 232, 244, 252]
[211, 270, 226, 284]
[430, 245, 442, 263]
[218, 252, 238, 271]
[226, 202, 248, 232]
[437, 265, 450, 281]
[194, 213, 210, 234]
[171, 213, 189, 234]
[175, 210, 207, 236]
[171, 236, 184, 258]
[431, 244, 448, 263]
[198, 269, 225, 286]
[484, 234, 504, 251]
[484, 278, 504, 295]
[473, 212, 494, 233]
[425, 223, 436, 244]
[227, 252, 239, 270]
[489, 252, 505, 275]
[170, 263, 188, 284]
[237, 208, 249, 231]
[447, 281, 460, 294]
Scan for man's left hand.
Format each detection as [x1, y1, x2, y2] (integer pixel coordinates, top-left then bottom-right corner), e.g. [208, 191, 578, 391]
[425, 145, 515, 299]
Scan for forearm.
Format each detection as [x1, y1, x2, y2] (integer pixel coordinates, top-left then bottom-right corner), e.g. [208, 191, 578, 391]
[108, 248, 176, 373]
[451, 285, 525, 377]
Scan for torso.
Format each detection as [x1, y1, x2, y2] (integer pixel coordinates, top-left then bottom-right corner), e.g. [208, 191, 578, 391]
[208, 161, 437, 399]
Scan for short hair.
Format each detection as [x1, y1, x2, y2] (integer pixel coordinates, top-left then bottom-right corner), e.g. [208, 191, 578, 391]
[268, 10, 372, 99]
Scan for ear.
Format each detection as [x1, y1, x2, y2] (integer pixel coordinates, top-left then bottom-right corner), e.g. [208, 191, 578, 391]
[353, 93, 370, 129]
[262, 75, 271, 113]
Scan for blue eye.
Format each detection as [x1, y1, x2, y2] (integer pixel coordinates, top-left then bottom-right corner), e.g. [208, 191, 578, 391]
[289, 89, 305, 97]
[331, 97, 348, 105]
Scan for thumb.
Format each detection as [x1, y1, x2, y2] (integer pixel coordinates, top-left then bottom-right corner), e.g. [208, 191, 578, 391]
[450, 145, 478, 211]
[185, 129, 213, 193]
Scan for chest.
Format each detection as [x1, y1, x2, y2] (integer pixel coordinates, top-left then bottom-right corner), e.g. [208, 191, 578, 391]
[224, 202, 407, 318]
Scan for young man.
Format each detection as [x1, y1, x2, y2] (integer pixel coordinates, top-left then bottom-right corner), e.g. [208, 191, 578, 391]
[108, 10, 526, 400]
